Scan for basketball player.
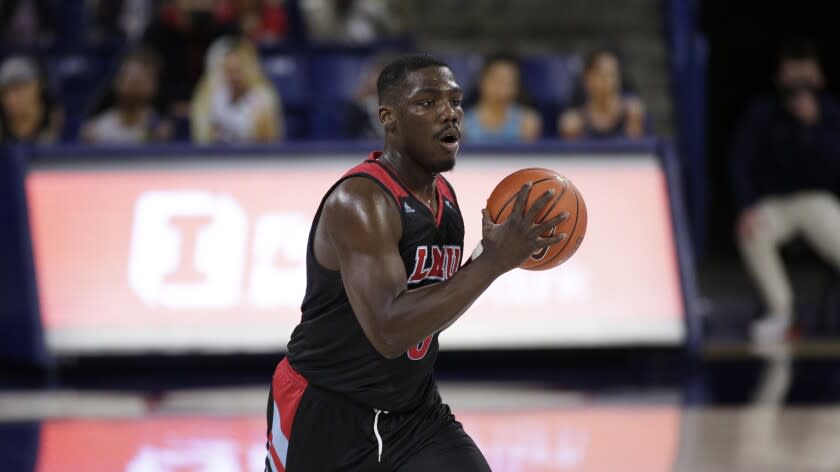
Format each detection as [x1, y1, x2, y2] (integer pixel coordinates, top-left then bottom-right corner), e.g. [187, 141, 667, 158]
[265, 55, 568, 471]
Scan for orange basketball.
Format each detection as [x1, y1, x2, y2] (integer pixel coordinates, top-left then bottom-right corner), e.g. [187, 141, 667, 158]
[486, 168, 587, 271]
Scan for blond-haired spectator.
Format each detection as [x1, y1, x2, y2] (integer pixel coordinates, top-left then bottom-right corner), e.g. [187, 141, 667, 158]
[191, 37, 282, 144]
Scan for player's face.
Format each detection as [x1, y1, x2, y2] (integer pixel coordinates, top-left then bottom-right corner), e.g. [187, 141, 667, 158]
[394, 67, 463, 173]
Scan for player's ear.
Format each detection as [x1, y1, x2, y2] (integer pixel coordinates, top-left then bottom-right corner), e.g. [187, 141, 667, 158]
[379, 105, 396, 132]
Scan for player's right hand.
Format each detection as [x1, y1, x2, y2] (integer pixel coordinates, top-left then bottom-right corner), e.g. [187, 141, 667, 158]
[479, 183, 568, 275]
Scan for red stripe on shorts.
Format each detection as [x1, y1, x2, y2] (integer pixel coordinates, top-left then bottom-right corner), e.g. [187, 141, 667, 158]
[271, 357, 309, 457]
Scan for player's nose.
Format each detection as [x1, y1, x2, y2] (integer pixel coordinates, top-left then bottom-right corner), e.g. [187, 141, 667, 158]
[439, 101, 459, 123]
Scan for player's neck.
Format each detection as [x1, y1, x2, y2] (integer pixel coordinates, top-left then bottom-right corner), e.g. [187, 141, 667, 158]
[378, 148, 437, 196]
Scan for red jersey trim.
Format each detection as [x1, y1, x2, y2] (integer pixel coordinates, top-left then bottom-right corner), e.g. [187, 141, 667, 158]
[342, 152, 409, 207]
[352, 152, 455, 227]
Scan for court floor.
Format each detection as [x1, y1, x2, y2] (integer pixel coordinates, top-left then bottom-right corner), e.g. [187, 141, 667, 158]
[1, 382, 839, 472]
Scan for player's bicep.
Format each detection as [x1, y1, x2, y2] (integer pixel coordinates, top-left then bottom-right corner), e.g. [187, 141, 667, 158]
[321, 179, 406, 355]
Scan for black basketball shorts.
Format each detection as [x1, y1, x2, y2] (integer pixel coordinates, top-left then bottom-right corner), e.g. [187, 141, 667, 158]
[264, 358, 490, 472]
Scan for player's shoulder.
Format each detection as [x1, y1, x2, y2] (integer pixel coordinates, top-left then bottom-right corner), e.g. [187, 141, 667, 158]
[321, 176, 402, 238]
[325, 176, 393, 213]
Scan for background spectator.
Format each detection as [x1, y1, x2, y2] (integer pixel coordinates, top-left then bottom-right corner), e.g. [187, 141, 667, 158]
[463, 53, 542, 143]
[82, 49, 172, 145]
[190, 37, 282, 144]
[559, 48, 646, 139]
[300, 0, 399, 43]
[0, 56, 62, 144]
[216, 0, 288, 45]
[89, 0, 157, 44]
[142, 0, 239, 118]
[343, 55, 391, 139]
[0, 0, 55, 46]
[730, 40, 840, 344]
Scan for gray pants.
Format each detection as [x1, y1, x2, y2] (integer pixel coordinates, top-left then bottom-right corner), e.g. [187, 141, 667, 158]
[737, 191, 840, 322]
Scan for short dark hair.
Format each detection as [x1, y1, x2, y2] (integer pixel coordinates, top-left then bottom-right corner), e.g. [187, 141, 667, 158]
[477, 52, 520, 80]
[121, 48, 161, 74]
[778, 39, 820, 66]
[376, 54, 450, 104]
[584, 47, 621, 74]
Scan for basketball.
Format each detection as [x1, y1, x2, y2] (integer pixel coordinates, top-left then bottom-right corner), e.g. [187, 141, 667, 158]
[486, 168, 588, 271]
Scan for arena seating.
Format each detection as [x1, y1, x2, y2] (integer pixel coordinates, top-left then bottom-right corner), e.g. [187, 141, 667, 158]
[0, 1, 652, 142]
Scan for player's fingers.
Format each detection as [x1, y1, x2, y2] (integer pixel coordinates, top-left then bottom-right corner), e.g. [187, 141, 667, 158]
[534, 232, 567, 249]
[524, 189, 556, 222]
[481, 208, 492, 227]
[510, 183, 532, 216]
[532, 211, 569, 234]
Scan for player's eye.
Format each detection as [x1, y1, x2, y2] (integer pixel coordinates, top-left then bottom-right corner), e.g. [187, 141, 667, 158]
[420, 100, 434, 107]
[451, 99, 462, 107]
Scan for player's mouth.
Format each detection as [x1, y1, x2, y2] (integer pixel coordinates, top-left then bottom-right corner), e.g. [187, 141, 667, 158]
[438, 128, 460, 153]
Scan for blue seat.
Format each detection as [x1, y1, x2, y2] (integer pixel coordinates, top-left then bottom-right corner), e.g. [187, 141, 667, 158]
[519, 55, 580, 137]
[308, 54, 371, 139]
[310, 54, 369, 104]
[47, 54, 110, 141]
[261, 54, 310, 139]
[520, 55, 579, 107]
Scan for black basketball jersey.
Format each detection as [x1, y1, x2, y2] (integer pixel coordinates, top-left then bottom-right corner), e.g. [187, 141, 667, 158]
[286, 152, 465, 412]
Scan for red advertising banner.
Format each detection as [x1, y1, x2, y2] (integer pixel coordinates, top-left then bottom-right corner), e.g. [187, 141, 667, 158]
[37, 407, 679, 471]
[26, 154, 683, 353]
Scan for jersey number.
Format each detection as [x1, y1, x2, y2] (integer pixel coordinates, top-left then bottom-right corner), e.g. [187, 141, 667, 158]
[407, 335, 433, 360]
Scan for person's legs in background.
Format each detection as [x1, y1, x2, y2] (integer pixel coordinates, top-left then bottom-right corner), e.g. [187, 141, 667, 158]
[795, 192, 840, 267]
[737, 196, 798, 343]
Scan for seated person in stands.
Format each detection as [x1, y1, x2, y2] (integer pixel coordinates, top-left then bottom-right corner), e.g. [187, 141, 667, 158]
[344, 55, 389, 139]
[0, 0, 55, 46]
[191, 37, 282, 143]
[559, 48, 646, 139]
[0, 56, 62, 144]
[142, 0, 239, 118]
[89, 0, 155, 42]
[216, 0, 289, 45]
[82, 49, 172, 144]
[731, 40, 840, 344]
[301, 0, 399, 43]
[464, 53, 542, 143]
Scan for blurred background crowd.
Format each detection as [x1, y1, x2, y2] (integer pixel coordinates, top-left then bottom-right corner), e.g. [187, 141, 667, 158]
[0, 0, 654, 147]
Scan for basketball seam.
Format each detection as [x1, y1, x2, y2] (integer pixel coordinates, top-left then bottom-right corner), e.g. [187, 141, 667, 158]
[492, 177, 566, 222]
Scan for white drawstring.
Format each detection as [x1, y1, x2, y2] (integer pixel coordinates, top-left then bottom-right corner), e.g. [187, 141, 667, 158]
[373, 408, 389, 462]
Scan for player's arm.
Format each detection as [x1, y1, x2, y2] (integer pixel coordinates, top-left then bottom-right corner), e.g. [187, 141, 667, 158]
[320, 177, 566, 359]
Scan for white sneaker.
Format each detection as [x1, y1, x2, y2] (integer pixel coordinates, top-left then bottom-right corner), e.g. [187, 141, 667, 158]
[750, 316, 790, 345]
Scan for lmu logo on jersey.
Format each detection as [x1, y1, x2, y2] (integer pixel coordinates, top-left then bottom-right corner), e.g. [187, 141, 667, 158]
[405, 244, 461, 361]
[407, 245, 462, 284]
